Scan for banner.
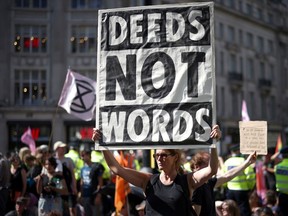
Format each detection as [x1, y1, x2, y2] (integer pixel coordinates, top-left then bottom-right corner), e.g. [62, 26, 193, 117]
[21, 127, 36, 153]
[58, 69, 96, 121]
[96, 2, 215, 149]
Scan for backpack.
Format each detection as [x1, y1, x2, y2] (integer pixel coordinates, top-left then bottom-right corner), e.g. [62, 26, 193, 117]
[62, 162, 73, 193]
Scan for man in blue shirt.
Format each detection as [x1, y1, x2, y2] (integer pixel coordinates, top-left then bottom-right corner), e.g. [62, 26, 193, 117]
[80, 148, 105, 216]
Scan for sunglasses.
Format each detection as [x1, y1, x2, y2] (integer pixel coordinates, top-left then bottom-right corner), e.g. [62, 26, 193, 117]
[153, 153, 174, 160]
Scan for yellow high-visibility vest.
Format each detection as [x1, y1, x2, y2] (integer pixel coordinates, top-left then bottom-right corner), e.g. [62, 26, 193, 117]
[275, 158, 288, 194]
[223, 156, 255, 190]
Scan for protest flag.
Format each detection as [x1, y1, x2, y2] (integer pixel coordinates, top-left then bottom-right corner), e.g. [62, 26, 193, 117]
[241, 100, 250, 121]
[58, 69, 96, 121]
[114, 151, 131, 214]
[256, 160, 266, 201]
[21, 127, 36, 153]
[275, 134, 283, 153]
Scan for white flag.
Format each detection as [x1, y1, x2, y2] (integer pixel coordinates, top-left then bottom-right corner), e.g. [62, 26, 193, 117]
[58, 69, 96, 121]
[21, 127, 36, 153]
[241, 100, 250, 121]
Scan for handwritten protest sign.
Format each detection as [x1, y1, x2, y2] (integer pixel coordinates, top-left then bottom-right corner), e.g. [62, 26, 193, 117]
[96, 2, 215, 149]
[239, 121, 267, 155]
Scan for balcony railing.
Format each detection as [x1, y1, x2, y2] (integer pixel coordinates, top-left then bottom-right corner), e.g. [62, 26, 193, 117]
[258, 78, 272, 94]
[228, 72, 243, 90]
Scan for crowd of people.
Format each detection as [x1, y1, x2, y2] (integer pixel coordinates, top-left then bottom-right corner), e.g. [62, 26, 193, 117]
[0, 125, 287, 216]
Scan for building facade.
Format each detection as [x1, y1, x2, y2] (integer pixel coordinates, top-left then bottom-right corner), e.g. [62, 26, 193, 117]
[0, 0, 287, 154]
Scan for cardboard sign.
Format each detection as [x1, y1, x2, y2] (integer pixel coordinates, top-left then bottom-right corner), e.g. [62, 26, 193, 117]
[96, 2, 215, 149]
[239, 121, 267, 155]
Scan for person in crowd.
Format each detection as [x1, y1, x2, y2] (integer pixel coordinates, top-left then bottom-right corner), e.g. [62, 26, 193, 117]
[65, 144, 84, 192]
[263, 147, 276, 191]
[80, 148, 105, 216]
[252, 206, 275, 216]
[27, 152, 45, 199]
[215, 199, 240, 216]
[274, 146, 288, 216]
[9, 153, 27, 211]
[4, 196, 33, 216]
[36, 156, 68, 216]
[24, 154, 37, 194]
[36, 145, 50, 157]
[190, 150, 257, 216]
[0, 152, 11, 216]
[263, 190, 279, 215]
[92, 125, 221, 216]
[18, 147, 31, 164]
[54, 141, 78, 216]
[249, 189, 262, 214]
[222, 144, 256, 216]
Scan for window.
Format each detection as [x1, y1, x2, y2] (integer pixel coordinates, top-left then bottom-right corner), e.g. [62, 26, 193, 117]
[239, 1, 243, 12]
[246, 3, 253, 16]
[14, 69, 47, 105]
[227, 0, 235, 9]
[220, 51, 224, 75]
[247, 58, 254, 80]
[71, 26, 97, 53]
[268, 39, 274, 54]
[240, 57, 243, 75]
[239, 29, 243, 44]
[15, 0, 47, 8]
[219, 22, 224, 39]
[227, 26, 235, 43]
[260, 62, 265, 79]
[229, 54, 237, 72]
[14, 25, 47, 53]
[246, 32, 253, 48]
[257, 36, 264, 53]
[256, 8, 263, 20]
[267, 13, 274, 24]
[269, 64, 274, 81]
[71, 0, 101, 9]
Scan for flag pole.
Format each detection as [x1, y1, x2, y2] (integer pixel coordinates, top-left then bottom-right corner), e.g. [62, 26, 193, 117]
[48, 105, 59, 151]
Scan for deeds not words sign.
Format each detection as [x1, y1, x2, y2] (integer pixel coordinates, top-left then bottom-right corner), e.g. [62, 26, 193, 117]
[96, 2, 216, 149]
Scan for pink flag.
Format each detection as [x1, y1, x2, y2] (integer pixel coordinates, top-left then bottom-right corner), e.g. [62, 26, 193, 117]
[21, 127, 36, 153]
[256, 161, 266, 202]
[58, 69, 96, 121]
[241, 100, 250, 121]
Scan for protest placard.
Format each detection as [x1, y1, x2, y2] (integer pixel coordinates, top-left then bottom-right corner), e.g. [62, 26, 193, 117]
[239, 121, 267, 155]
[96, 2, 215, 149]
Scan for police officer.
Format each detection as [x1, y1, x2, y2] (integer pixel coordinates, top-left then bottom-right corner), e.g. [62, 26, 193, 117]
[65, 144, 84, 188]
[223, 144, 256, 216]
[275, 146, 288, 216]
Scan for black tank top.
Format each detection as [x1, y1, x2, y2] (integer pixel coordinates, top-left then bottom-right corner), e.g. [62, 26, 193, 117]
[145, 174, 192, 216]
